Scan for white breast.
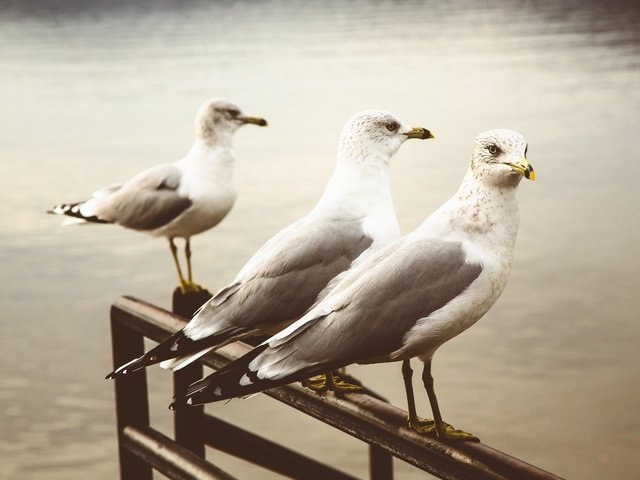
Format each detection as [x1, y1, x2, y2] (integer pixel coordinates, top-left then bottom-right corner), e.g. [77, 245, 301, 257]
[152, 146, 237, 239]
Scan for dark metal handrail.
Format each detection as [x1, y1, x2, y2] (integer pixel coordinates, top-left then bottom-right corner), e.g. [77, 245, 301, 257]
[109, 295, 565, 480]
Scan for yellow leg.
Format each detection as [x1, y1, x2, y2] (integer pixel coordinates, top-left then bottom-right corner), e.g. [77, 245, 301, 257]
[403, 359, 478, 442]
[184, 238, 202, 292]
[169, 238, 189, 294]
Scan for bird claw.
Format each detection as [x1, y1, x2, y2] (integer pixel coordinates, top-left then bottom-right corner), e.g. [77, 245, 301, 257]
[178, 281, 203, 294]
[303, 372, 364, 395]
[406, 417, 479, 442]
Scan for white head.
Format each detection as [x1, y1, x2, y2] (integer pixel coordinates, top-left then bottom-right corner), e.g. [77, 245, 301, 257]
[337, 110, 433, 166]
[194, 98, 267, 144]
[470, 129, 535, 187]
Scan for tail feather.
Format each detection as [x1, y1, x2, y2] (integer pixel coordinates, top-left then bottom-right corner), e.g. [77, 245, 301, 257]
[47, 201, 110, 224]
[106, 327, 241, 379]
[174, 344, 271, 406]
[172, 345, 324, 407]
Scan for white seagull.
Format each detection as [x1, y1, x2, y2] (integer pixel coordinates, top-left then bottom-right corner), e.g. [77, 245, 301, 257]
[176, 129, 535, 442]
[48, 98, 268, 293]
[107, 110, 434, 379]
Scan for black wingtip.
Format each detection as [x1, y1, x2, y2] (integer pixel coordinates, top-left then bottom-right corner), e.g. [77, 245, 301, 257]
[169, 398, 193, 410]
[105, 368, 127, 379]
[186, 388, 224, 406]
[106, 367, 129, 380]
[107, 330, 193, 379]
[173, 343, 276, 406]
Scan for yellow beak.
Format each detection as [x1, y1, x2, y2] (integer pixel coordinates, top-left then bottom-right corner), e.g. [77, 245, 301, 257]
[508, 156, 535, 181]
[239, 116, 268, 127]
[404, 127, 435, 140]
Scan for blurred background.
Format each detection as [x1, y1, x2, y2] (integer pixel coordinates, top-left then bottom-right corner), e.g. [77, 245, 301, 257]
[1, 0, 639, 478]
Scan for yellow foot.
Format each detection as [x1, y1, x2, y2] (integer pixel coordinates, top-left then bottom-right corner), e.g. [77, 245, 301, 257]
[179, 281, 203, 294]
[407, 417, 479, 442]
[303, 372, 364, 394]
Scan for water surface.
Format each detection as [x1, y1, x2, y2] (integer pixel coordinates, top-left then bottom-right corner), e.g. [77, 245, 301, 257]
[1, 1, 639, 479]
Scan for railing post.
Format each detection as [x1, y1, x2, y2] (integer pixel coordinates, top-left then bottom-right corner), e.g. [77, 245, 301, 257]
[174, 363, 206, 456]
[172, 288, 212, 458]
[370, 444, 393, 480]
[110, 307, 152, 480]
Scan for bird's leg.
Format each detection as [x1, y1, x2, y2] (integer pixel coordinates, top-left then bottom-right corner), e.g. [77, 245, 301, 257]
[185, 238, 194, 283]
[403, 359, 455, 434]
[303, 370, 363, 394]
[403, 359, 430, 428]
[421, 359, 445, 435]
[421, 360, 479, 442]
[184, 238, 202, 292]
[169, 238, 189, 294]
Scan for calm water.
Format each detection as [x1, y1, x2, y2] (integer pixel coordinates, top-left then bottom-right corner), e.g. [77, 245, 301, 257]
[1, 1, 639, 479]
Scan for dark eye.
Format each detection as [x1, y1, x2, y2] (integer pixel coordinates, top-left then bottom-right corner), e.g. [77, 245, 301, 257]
[487, 144, 499, 155]
[226, 108, 240, 117]
[385, 122, 398, 132]
[524, 145, 528, 157]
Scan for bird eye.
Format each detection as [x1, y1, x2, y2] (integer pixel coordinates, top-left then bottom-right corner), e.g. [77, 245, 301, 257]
[524, 145, 528, 158]
[487, 144, 499, 155]
[385, 122, 398, 132]
[226, 108, 240, 117]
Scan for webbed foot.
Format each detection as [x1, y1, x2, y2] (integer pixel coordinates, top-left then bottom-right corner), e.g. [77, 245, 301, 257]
[303, 371, 364, 394]
[407, 416, 479, 442]
[179, 281, 203, 294]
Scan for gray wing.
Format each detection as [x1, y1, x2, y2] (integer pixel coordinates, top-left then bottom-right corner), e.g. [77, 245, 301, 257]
[251, 238, 482, 377]
[185, 216, 373, 339]
[93, 164, 192, 231]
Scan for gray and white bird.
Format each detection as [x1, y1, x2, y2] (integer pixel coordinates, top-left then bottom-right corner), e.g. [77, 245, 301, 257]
[176, 129, 535, 442]
[107, 110, 433, 378]
[48, 98, 268, 293]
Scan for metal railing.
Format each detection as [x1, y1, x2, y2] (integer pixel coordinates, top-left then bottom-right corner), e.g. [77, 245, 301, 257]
[109, 295, 564, 480]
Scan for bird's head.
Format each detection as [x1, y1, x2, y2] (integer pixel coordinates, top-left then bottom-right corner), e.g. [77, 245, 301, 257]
[338, 110, 434, 164]
[195, 98, 267, 143]
[470, 129, 534, 187]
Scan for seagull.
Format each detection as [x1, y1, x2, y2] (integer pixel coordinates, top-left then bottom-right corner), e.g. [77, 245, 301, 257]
[48, 98, 268, 293]
[175, 129, 535, 442]
[107, 110, 434, 379]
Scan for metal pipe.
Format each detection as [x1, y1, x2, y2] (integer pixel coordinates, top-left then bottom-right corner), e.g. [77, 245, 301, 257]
[121, 425, 236, 480]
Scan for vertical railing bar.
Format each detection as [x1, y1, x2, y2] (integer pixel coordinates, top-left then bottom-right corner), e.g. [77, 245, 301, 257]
[110, 307, 153, 480]
[370, 444, 394, 480]
[174, 364, 205, 457]
[171, 289, 212, 459]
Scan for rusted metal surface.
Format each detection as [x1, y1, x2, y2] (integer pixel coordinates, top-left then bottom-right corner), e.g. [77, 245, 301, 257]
[121, 425, 237, 480]
[112, 295, 565, 480]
